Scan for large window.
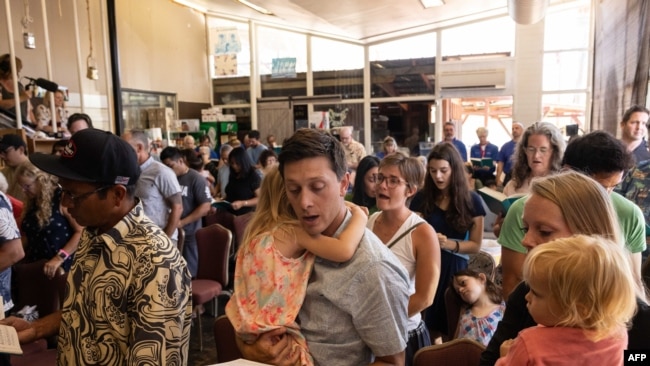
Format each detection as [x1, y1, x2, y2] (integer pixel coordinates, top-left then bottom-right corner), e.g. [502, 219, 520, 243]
[441, 17, 515, 57]
[542, 93, 587, 127]
[369, 33, 436, 98]
[312, 37, 364, 99]
[543, 51, 589, 91]
[542, 0, 591, 128]
[258, 26, 307, 98]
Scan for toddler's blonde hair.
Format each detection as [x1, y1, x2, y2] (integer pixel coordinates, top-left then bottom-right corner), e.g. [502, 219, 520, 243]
[523, 234, 637, 341]
[241, 165, 299, 247]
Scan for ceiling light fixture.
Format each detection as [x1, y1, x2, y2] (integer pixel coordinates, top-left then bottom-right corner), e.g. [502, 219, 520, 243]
[172, 0, 207, 13]
[420, 0, 445, 9]
[508, 0, 549, 25]
[236, 0, 274, 15]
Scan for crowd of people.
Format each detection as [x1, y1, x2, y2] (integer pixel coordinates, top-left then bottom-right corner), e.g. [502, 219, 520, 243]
[0, 108, 647, 365]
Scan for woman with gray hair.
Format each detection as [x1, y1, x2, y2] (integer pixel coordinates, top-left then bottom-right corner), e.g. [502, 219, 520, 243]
[503, 122, 565, 196]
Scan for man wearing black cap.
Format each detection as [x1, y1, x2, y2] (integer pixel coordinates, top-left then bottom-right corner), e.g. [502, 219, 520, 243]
[0, 133, 28, 203]
[3, 129, 192, 364]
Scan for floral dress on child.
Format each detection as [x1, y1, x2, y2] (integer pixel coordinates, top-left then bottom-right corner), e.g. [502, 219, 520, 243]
[225, 227, 315, 366]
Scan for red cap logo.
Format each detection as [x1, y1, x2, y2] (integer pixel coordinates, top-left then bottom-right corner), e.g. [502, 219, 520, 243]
[62, 140, 77, 158]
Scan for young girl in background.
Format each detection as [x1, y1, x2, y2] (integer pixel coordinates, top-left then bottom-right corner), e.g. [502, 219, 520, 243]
[451, 269, 505, 346]
[225, 166, 368, 366]
[16, 161, 82, 277]
[496, 235, 637, 365]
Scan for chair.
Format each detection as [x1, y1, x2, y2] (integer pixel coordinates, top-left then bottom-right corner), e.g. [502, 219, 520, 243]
[12, 259, 68, 321]
[213, 315, 243, 363]
[444, 287, 463, 341]
[192, 223, 232, 351]
[11, 259, 68, 366]
[413, 338, 486, 366]
[204, 207, 235, 234]
[232, 211, 254, 254]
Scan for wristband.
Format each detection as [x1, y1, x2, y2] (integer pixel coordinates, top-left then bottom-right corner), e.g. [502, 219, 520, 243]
[453, 240, 460, 253]
[57, 249, 70, 261]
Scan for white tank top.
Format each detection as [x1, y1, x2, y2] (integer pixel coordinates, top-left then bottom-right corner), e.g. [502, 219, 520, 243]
[368, 211, 425, 331]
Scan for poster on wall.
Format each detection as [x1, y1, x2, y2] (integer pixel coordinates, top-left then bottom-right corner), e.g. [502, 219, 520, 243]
[309, 111, 329, 129]
[271, 57, 296, 78]
[214, 54, 237, 76]
[212, 27, 241, 55]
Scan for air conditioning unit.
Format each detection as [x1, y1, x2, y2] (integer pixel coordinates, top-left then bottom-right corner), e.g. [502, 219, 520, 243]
[439, 69, 506, 90]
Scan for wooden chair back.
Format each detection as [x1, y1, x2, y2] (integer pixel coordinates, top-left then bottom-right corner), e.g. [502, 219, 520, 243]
[413, 338, 486, 366]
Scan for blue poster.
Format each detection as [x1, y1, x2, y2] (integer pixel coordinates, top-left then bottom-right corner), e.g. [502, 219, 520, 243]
[214, 28, 241, 55]
[271, 57, 296, 78]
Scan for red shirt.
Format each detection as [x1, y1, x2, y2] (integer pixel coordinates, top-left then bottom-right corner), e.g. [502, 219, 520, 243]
[7, 194, 23, 229]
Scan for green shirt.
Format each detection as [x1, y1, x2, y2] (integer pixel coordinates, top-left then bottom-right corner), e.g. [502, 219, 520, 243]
[498, 192, 646, 254]
[344, 192, 378, 215]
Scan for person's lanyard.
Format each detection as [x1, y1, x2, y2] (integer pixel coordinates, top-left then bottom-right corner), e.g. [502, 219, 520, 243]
[481, 146, 486, 158]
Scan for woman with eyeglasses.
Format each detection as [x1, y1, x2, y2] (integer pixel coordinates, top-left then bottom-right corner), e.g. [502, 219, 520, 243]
[409, 142, 486, 344]
[346, 155, 380, 214]
[502, 122, 565, 196]
[368, 153, 440, 366]
[15, 161, 81, 278]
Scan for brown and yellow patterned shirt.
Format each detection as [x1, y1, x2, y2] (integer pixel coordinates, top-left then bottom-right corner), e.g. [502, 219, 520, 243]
[57, 200, 192, 365]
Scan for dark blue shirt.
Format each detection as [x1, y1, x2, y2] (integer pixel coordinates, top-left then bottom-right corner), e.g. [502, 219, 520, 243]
[497, 140, 518, 174]
[410, 190, 486, 240]
[440, 139, 468, 161]
[632, 139, 650, 163]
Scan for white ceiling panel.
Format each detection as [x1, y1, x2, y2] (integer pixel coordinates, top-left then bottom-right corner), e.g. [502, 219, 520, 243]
[196, 0, 508, 41]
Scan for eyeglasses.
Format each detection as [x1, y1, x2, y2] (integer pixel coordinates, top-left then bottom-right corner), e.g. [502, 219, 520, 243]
[57, 184, 111, 203]
[0, 146, 14, 155]
[376, 174, 408, 188]
[525, 146, 550, 156]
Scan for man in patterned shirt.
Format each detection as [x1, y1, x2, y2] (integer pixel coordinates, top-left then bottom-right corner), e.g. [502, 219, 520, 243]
[4, 129, 192, 365]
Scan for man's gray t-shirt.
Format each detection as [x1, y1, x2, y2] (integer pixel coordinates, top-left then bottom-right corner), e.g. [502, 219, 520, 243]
[135, 156, 181, 240]
[246, 145, 267, 165]
[299, 211, 410, 365]
[218, 164, 230, 199]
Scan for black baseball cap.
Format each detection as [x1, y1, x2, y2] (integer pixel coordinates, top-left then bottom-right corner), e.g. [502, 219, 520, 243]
[29, 129, 140, 186]
[0, 134, 26, 152]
